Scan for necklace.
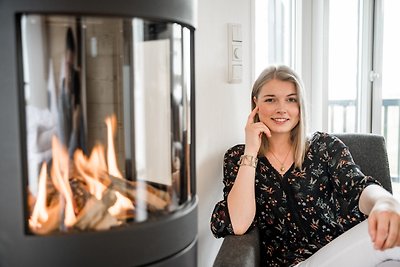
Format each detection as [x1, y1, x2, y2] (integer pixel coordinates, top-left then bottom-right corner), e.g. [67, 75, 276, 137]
[269, 148, 291, 173]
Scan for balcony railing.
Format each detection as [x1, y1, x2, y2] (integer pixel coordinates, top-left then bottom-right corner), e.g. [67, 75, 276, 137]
[328, 99, 400, 183]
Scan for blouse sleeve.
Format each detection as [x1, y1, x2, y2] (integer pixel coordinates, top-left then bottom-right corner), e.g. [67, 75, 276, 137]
[324, 133, 381, 225]
[210, 145, 244, 238]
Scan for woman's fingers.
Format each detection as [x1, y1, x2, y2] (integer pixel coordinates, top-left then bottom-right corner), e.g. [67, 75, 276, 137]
[252, 122, 271, 138]
[369, 197, 400, 250]
[369, 210, 400, 250]
[261, 123, 272, 138]
[246, 106, 271, 137]
[247, 122, 271, 139]
[368, 213, 377, 243]
[247, 106, 259, 125]
[374, 213, 390, 250]
[384, 218, 399, 249]
[244, 107, 271, 153]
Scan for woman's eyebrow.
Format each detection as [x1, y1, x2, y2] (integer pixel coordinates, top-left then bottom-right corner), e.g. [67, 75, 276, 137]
[261, 93, 297, 97]
[261, 94, 275, 98]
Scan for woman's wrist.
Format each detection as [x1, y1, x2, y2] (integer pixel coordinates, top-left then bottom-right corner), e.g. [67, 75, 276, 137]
[238, 154, 258, 168]
[373, 197, 400, 213]
[243, 147, 258, 157]
[360, 184, 400, 215]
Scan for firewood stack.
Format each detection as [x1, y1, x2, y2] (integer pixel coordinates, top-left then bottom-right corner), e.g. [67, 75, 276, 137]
[29, 168, 171, 235]
[28, 115, 172, 235]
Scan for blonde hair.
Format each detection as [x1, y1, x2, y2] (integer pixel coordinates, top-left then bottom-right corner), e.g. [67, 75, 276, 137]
[251, 65, 308, 169]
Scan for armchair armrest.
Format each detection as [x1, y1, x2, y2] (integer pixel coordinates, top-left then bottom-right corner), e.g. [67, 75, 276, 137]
[213, 227, 260, 267]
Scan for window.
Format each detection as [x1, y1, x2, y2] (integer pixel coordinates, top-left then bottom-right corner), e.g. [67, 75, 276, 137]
[327, 0, 359, 133]
[254, 0, 400, 187]
[254, 0, 298, 77]
[326, 0, 400, 184]
[373, 0, 400, 182]
[328, 0, 400, 182]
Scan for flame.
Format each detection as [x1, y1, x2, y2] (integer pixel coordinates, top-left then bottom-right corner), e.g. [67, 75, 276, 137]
[29, 114, 134, 234]
[29, 162, 49, 229]
[104, 115, 133, 215]
[74, 146, 107, 200]
[50, 136, 76, 227]
[108, 191, 134, 216]
[105, 115, 123, 179]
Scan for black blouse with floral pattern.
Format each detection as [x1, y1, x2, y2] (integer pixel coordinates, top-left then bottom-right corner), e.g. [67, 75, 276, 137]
[210, 132, 381, 267]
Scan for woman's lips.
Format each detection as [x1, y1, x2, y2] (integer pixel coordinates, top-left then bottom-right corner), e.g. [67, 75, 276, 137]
[271, 118, 289, 124]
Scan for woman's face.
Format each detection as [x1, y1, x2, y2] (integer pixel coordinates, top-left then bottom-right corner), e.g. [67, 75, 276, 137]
[254, 79, 300, 136]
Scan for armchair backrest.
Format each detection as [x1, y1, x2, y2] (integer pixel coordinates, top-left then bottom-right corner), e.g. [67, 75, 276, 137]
[334, 133, 392, 193]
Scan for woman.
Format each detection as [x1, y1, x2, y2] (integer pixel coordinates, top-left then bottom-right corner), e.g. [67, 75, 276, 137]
[210, 65, 400, 266]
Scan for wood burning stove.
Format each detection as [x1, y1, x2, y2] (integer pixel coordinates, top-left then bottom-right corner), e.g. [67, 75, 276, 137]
[0, 0, 197, 266]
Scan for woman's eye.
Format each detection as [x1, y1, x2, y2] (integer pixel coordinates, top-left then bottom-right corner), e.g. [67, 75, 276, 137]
[287, 97, 298, 103]
[265, 98, 274, 103]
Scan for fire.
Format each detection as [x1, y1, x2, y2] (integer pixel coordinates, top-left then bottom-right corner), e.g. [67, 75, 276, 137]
[51, 135, 76, 227]
[29, 162, 49, 229]
[105, 115, 123, 179]
[103, 115, 134, 216]
[29, 114, 134, 234]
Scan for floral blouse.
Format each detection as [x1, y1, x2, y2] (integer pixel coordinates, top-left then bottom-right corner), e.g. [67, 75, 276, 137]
[210, 132, 381, 267]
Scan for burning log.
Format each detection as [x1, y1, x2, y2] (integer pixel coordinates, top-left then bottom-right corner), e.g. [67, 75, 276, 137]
[28, 114, 174, 235]
[74, 188, 120, 231]
[70, 178, 91, 214]
[99, 174, 170, 211]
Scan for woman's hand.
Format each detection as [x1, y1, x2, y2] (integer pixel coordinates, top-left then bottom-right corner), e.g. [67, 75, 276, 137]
[368, 197, 400, 250]
[244, 106, 271, 155]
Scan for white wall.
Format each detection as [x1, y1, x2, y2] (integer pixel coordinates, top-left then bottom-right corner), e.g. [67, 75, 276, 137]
[195, 0, 253, 266]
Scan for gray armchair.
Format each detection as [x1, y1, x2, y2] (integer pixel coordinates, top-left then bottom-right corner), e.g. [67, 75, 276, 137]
[213, 133, 393, 267]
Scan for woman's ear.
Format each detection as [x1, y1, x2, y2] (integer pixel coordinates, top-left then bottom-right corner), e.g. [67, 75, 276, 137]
[253, 96, 258, 106]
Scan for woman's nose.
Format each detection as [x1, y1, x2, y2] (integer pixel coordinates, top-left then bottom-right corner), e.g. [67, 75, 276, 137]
[275, 101, 287, 113]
